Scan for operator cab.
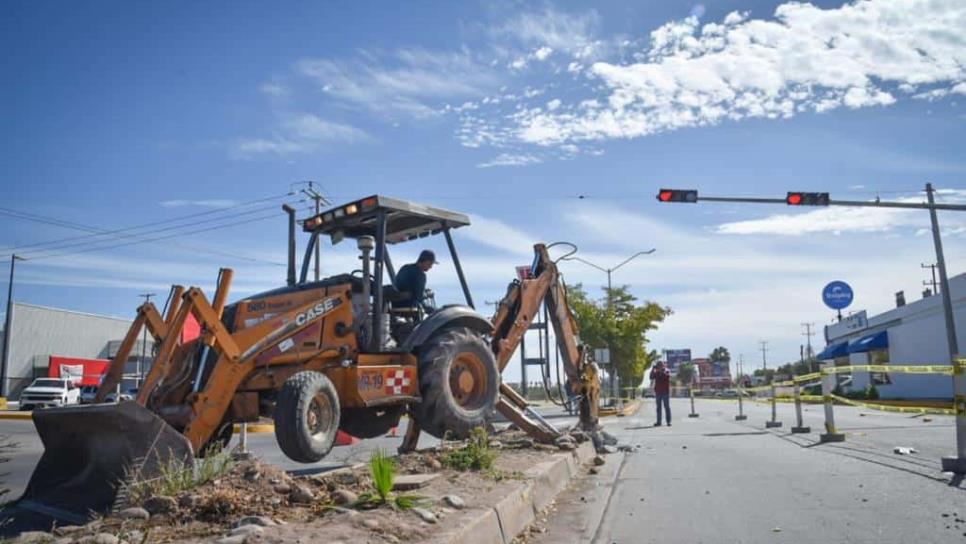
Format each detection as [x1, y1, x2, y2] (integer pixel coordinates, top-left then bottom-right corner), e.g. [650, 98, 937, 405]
[293, 195, 474, 350]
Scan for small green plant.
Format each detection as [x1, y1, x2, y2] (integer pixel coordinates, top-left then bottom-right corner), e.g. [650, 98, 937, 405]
[866, 384, 880, 400]
[441, 428, 496, 472]
[355, 449, 423, 510]
[128, 445, 234, 504]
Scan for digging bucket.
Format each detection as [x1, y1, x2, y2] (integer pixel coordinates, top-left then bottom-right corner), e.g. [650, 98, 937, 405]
[0, 401, 193, 535]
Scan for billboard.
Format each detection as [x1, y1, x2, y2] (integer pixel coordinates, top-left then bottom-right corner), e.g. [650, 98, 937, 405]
[665, 349, 691, 373]
[694, 357, 732, 387]
[48, 356, 110, 386]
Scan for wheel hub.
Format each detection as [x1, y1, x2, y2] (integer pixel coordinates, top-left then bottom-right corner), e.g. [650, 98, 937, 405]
[308, 394, 333, 436]
[450, 352, 487, 409]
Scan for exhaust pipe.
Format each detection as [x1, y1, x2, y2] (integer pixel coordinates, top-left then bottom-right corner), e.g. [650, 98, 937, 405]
[283, 205, 297, 286]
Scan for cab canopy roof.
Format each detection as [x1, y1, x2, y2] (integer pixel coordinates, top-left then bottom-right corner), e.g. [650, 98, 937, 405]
[302, 195, 470, 244]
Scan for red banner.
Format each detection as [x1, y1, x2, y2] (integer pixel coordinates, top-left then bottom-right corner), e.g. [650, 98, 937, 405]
[48, 356, 111, 386]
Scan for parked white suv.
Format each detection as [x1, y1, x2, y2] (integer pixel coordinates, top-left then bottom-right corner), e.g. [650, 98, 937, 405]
[19, 379, 81, 410]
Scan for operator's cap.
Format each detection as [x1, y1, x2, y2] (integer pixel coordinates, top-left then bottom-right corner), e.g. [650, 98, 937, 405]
[418, 249, 439, 264]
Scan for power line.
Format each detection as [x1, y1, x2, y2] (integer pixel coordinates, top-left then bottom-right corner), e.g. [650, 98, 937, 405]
[2, 192, 293, 252]
[6, 206, 312, 264]
[5, 200, 295, 258]
[0, 197, 311, 265]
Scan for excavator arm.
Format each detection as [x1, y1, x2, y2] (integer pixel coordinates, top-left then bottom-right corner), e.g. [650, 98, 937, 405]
[490, 243, 600, 439]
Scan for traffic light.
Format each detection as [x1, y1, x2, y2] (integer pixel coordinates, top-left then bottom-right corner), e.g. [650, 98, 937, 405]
[656, 188, 698, 203]
[786, 192, 830, 206]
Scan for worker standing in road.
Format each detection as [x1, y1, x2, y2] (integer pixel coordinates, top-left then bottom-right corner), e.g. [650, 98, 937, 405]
[650, 361, 671, 426]
[394, 250, 437, 309]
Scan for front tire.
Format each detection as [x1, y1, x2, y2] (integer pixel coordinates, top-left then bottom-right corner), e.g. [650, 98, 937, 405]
[412, 327, 499, 439]
[274, 371, 340, 463]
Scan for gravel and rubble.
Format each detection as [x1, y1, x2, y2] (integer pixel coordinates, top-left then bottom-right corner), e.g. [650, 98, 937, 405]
[12, 428, 596, 544]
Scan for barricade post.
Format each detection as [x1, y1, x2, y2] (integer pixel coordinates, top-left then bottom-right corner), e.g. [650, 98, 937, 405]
[941, 357, 966, 473]
[735, 384, 747, 421]
[688, 386, 699, 418]
[819, 361, 845, 443]
[791, 381, 810, 433]
[765, 383, 782, 428]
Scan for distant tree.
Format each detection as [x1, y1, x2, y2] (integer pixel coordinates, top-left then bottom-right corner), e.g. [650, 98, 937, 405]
[676, 362, 697, 385]
[566, 284, 671, 389]
[709, 346, 731, 363]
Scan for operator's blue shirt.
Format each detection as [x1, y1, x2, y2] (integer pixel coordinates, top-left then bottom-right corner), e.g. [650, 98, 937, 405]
[394, 263, 426, 308]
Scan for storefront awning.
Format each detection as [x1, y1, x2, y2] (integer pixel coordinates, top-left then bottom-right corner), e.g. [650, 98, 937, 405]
[816, 341, 849, 360]
[848, 330, 889, 353]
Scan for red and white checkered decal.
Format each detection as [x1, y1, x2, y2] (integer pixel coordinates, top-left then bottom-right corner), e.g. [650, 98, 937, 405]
[385, 368, 413, 395]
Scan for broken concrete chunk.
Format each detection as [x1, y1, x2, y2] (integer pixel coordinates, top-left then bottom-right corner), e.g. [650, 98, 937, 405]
[393, 473, 439, 491]
[289, 483, 316, 503]
[232, 516, 276, 528]
[117, 507, 150, 520]
[143, 495, 177, 515]
[412, 507, 437, 524]
[331, 488, 358, 505]
[442, 494, 465, 509]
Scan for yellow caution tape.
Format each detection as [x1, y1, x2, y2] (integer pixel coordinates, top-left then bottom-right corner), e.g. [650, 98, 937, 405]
[794, 372, 822, 383]
[828, 394, 955, 416]
[821, 364, 953, 376]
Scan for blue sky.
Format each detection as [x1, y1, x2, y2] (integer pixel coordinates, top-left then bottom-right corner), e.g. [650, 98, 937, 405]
[2, 0, 965, 382]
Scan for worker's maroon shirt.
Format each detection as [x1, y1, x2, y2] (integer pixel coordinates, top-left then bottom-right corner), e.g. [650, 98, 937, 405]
[650, 367, 671, 395]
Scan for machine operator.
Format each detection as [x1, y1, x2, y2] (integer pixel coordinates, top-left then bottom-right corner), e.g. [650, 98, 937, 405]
[393, 249, 437, 310]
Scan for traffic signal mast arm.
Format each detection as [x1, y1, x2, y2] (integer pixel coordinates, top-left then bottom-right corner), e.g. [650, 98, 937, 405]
[658, 190, 966, 211]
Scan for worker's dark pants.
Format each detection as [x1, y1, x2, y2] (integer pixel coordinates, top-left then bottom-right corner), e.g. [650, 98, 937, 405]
[655, 393, 671, 424]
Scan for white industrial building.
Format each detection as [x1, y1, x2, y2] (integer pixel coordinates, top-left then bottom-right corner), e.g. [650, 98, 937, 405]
[818, 272, 966, 400]
[1, 302, 148, 398]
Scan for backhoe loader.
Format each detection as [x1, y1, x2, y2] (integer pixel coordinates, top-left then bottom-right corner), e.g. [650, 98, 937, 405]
[0, 195, 599, 535]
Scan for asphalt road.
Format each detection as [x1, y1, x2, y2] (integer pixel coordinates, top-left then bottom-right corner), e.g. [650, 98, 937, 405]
[0, 404, 577, 501]
[533, 397, 966, 544]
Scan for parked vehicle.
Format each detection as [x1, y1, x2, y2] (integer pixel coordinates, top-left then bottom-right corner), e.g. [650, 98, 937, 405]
[104, 389, 138, 403]
[19, 379, 81, 410]
[79, 386, 99, 404]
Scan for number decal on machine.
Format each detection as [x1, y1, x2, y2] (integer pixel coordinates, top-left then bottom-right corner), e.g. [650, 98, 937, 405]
[358, 371, 385, 391]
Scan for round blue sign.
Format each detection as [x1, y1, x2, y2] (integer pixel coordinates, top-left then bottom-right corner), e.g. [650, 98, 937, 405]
[822, 281, 853, 310]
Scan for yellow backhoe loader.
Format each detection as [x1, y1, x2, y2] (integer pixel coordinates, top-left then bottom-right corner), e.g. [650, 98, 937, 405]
[0, 195, 599, 535]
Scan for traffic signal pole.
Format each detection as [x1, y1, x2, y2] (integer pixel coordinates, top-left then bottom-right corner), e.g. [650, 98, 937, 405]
[658, 184, 965, 472]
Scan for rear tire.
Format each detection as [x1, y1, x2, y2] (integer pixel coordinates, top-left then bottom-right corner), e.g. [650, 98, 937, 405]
[412, 327, 499, 439]
[339, 406, 404, 439]
[274, 371, 340, 463]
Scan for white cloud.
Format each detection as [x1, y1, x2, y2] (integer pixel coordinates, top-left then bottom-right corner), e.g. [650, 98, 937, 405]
[476, 153, 542, 168]
[297, 48, 497, 118]
[234, 113, 370, 158]
[495, 8, 602, 60]
[716, 191, 966, 236]
[462, 0, 966, 149]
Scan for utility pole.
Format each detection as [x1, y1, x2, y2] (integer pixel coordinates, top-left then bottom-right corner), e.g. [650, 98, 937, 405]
[922, 262, 939, 295]
[137, 293, 156, 389]
[300, 182, 329, 282]
[565, 249, 656, 402]
[1, 255, 25, 398]
[802, 322, 816, 371]
[759, 341, 769, 378]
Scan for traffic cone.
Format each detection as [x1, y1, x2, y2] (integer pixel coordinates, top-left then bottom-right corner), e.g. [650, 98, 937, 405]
[335, 430, 360, 446]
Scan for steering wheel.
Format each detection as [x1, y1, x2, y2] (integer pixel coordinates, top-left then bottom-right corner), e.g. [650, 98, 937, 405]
[350, 269, 376, 282]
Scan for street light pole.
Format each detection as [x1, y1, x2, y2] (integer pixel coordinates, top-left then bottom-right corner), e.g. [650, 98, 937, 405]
[1, 255, 25, 398]
[566, 249, 656, 402]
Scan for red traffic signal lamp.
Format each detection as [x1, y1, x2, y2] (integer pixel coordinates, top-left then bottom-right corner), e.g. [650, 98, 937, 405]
[657, 188, 698, 203]
[786, 192, 830, 206]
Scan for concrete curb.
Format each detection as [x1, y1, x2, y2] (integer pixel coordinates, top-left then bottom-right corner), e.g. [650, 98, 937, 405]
[600, 399, 643, 418]
[0, 412, 32, 420]
[432, 441, 596, 544]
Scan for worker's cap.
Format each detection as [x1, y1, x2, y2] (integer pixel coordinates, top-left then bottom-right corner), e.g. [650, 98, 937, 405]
[418, 249, 439, 264]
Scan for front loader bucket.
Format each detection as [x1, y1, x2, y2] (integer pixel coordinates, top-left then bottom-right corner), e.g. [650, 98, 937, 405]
[0, 402, 193, 536]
